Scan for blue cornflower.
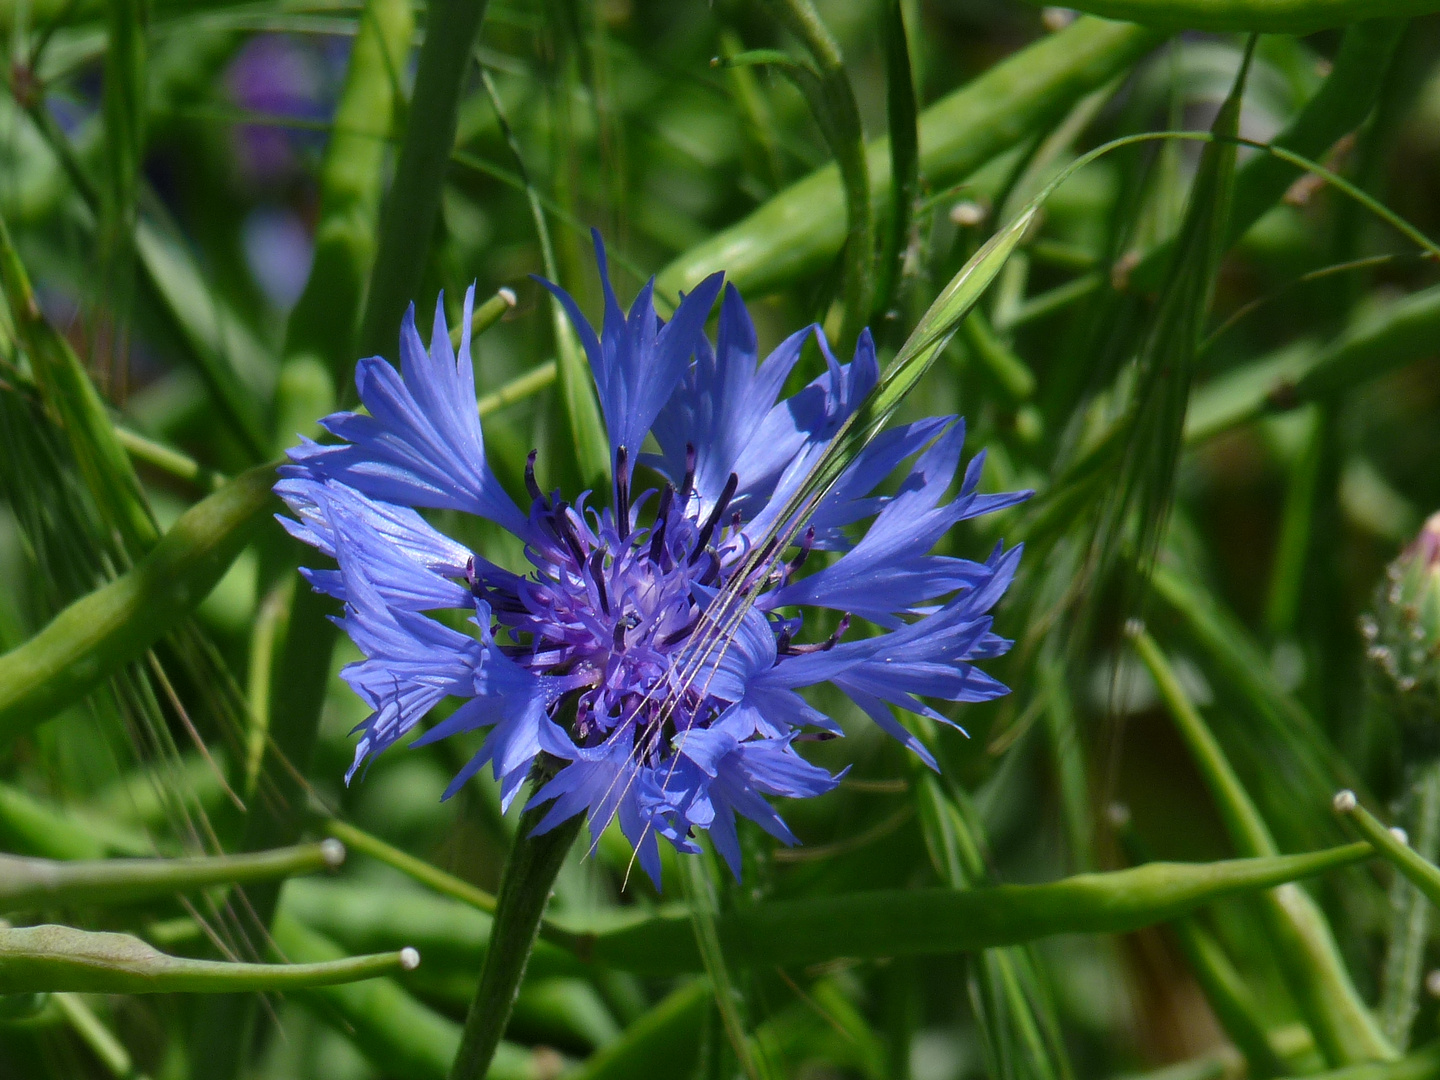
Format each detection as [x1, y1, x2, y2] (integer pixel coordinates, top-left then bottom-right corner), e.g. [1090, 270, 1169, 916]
[277, 236, 1028, 886]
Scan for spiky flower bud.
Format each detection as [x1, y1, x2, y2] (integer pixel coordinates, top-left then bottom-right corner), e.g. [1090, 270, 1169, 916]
[1362, 512, 1440, 759]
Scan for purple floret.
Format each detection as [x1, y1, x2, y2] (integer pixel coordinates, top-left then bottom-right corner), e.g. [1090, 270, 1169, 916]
[277, 232, 1029, 886]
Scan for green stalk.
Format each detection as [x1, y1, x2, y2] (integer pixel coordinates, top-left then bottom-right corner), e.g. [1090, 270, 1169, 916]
[1336, 787, 1440, 929]
[0, 841, 343, 911]
[1131, 629, 1396, 1066]
[657, 17, 1161, 299]
[763, 0, 871, 353]
[358, 0, 492, 362]
[449, 788, 584, 1080]
[0, 463, 277, 744]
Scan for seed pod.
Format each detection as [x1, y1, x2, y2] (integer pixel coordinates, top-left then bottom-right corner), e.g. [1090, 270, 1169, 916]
[1362, 513, 1440, 760]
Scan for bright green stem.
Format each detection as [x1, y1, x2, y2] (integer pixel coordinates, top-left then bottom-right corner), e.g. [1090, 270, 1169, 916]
[358, 0, 492, 362]
[764, 0, 871, 353]
[0, 463, 277, 745]
[448, 288, 515, 348]
[55, 992, 151, 1080]
[0, 841, 343, 911]
[1379, 762, 1440, 1049]
[449, 800, 584, 1080]
[478, 361, 557, 418]
[1132, 629, 1396, 1066]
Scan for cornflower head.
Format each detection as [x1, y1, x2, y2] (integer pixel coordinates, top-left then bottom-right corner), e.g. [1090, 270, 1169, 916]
[277, 235, 1029, 886]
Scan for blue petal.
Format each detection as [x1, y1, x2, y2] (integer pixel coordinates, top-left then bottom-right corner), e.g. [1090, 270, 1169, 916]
[285, 288, 527, 533]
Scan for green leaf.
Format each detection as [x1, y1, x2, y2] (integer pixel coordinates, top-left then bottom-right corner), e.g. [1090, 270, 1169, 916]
[1337, 789, 1440, 919]
[0, 462, 277, 744]
[0, 841, 344, 912]
[571, 846, 1372, 975]
[876, 0, 919, 318]
[0, 923, 416, 995]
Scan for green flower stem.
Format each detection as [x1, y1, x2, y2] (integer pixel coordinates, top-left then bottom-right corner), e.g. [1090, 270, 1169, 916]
[1132, 628, 1396, 1066]
[876, 0, 918, 318]
[0, 462, 278, 745]
[449, 794, 584, 1080]
[763, 0, 872, 354]
[0, 841, 343, 911]
[1170, 915, 1292, 1077]
[0, 923, 417, 995]
[358, 0, 492, 362]
[572, 844, 1371, 975]
[656, 17, 1161, 300]
[1020, 0, 1426, 33]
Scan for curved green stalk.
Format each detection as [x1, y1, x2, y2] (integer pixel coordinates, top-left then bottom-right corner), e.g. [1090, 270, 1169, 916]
[0, 923, 417, 995]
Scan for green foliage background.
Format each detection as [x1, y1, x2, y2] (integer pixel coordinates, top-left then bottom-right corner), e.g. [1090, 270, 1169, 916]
[2, 1, 1440, 1078]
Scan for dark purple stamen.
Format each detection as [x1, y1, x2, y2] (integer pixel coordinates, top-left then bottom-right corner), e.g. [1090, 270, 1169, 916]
[615, 446, 631, 540]
[786, 614, 851, 654]
[554, 503, 588, 567]
[680, 443, 696, 500]
[690, 472, 738, 564]
[588, 551, 610, 614]
[525, 450, 543, 505]
[649, 485, 674, 563]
